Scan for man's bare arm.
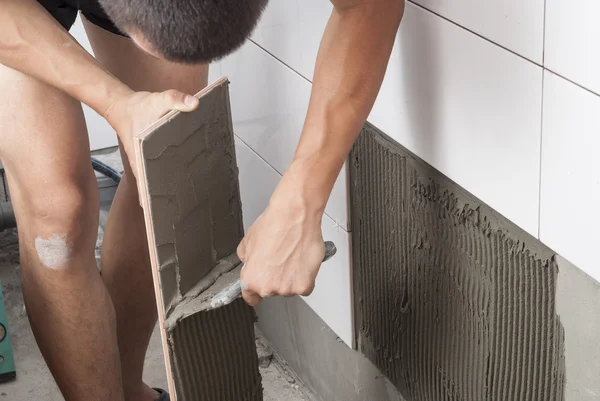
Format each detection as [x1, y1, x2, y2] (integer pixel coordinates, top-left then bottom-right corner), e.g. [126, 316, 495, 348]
[287, 0, 405, 211]
[239, 0, 404, 305]
[0, 0, 132, 116]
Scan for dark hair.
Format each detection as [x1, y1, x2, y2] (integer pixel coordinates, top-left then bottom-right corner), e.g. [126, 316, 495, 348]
[98, 0, 268, 63]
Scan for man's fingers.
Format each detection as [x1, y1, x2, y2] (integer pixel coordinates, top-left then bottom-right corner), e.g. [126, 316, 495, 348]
[159, 89, 199, 112]
[242, 289, 263, 307]
[237, 239, 247, 263]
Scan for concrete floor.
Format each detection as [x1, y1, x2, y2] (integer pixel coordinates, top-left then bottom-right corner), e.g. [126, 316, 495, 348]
[0, 149, 313, 401]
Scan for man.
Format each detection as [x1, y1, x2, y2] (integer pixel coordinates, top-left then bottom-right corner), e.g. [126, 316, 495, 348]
[0, 0, 404, 400]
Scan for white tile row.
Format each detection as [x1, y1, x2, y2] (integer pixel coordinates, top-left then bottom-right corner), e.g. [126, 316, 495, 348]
[235, 137, 354, 347]
[540, 72, 600, 283]
[252, 0, 600, 105]
[252, 0, 546, 78]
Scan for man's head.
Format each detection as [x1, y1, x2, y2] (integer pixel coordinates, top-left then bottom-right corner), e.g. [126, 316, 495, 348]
[98, 0, 269, 63]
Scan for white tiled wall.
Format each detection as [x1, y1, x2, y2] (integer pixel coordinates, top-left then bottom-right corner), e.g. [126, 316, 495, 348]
[235, 138, 354, 347]
[545, 0, 600, 95]
[253, 2, 544, 237]
[219, 43, 349, 230]
[540, 72, 600, 282]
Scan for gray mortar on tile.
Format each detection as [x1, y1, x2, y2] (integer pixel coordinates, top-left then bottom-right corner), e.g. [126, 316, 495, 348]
[349, 125, 566, 401]
[140, 80, 244, 307]
[138, 79, 261, 401]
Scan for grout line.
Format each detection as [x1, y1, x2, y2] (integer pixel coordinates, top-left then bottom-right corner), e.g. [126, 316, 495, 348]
[542, 0, 548, 65]
[538, 0, 548, 240]
[235, 133, 279, 174]
[544, 68, 600, 97]
[537, 71, 546, 240]
[234, 134, 350, 233]
[407, 0, 544, 67]
[249, 40, 314, 84]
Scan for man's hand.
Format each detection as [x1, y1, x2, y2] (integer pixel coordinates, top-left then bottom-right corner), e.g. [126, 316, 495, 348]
[238, 169, 326, 306]
[103, 89, 200, 181]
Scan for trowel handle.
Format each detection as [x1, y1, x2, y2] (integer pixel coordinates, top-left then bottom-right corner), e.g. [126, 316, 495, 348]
[210, 241, 337, 309]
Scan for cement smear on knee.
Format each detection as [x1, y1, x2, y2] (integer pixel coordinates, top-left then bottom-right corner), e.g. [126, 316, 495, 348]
[34, 234, 70, 270]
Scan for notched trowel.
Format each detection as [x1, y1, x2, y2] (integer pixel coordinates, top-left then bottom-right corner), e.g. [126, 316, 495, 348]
[210, 241, 337, 310]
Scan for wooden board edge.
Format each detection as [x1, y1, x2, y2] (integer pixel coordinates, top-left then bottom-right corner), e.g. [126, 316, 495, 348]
[133, 135, 178, 400]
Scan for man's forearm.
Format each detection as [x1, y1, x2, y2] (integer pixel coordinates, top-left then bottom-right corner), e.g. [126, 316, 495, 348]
[287, 0, 404, 211]
[0, 0, 131, 117]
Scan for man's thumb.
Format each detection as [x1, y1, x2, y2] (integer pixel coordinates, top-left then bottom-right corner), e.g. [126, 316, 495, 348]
[160, 89, 199, 112]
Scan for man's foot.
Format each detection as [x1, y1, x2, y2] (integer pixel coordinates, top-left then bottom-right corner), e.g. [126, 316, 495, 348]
[127, 384, 160, 401]
[153, 388, 170, 401]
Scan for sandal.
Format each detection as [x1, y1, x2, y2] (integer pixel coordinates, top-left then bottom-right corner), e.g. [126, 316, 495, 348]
[154, 388, 170, 401]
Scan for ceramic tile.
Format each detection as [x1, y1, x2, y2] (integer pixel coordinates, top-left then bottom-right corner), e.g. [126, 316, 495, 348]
[413, 0, 544, 63]
[235, 138, 354, 346]
[540, 71, 600, 283]
[545, 0, 600, 95]
[251, 0, 331, 80]
[368, 3, 543, 237]
[222, 43, 350, 230]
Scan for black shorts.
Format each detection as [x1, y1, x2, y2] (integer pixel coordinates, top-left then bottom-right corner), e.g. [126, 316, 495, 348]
[37, 0, 127, 37]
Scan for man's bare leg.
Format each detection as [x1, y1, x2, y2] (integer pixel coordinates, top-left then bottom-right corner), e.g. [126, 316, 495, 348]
[0, 64, 125, 401]
[83, 18, 209, 401]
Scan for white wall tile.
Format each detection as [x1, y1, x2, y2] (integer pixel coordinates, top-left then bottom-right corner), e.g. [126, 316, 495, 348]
[545, 0, 600, 95]
[207, 62, 222, 84]
[540, 72, 600, 283]
[70, 17, 119, 151]
[221, 42, 350, 230]
[413, 0, 545, 63]
[369, 3, 543, 237]
[251, 0, 331, 80]
[235, 138, 354, 347]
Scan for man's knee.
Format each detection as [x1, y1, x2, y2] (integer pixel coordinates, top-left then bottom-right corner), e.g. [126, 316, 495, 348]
[21, 182, 99, 269]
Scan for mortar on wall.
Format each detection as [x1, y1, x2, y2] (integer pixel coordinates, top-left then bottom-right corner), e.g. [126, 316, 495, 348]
[256, 123, 599, 401]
